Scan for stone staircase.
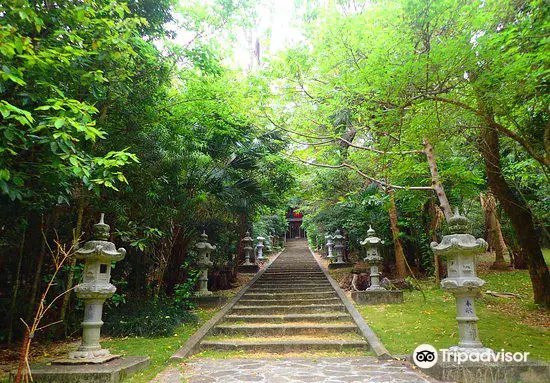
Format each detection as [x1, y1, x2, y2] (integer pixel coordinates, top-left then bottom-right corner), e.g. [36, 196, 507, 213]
[198, 240, 369, 353]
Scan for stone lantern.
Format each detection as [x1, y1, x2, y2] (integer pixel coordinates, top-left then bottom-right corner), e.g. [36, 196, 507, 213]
[242, 231, 254, 265]
[431, 209, 491, 353]
[195, 231, 215, 297]
[256, 236, 265, 261]
[268, 233, 275, 251]
[351, 225, 403, 305]
[325, 233, 334, 260]
[68, 213, 126, 363]
[360, 226, 384, 291]
[332, 229, 345, 264]
[238, 231, 259, 273]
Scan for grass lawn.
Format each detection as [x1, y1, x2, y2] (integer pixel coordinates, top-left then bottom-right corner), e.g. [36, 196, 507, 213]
[100, 308, 217, 383]
[322, 252, 550, 362]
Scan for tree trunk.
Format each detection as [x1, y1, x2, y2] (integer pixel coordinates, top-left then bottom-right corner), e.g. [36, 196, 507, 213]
[479, 123, 550, 308]
[59, 198, 84, 335]
[388, 191, 407, 278]
[480, 192, 508, 269]
[423, 138, 452, 220]
[8, 224, 27, 344]
[427, 197, 446, 282]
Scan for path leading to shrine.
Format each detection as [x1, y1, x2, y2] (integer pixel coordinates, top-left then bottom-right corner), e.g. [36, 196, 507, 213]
[199, 239, 368, 352]
[153, 240, 439, 382]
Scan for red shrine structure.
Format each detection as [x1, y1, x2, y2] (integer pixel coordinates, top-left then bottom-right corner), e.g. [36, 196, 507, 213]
[286, 208, 306, 239]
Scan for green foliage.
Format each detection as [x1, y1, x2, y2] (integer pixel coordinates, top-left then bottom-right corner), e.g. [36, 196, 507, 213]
[103, 299, 198, 338]
[253, 213, 288, 240]
[0, 0, 146, 201]
[261, 0, 548, 277]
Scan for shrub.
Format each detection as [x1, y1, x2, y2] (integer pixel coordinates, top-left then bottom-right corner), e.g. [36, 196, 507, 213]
[103, 298, 198, 337]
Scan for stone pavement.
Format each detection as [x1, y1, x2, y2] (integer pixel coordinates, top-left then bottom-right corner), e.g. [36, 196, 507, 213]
[181, 357, 438, 383]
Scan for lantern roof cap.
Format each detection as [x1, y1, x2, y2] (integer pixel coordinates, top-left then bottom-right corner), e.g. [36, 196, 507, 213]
[93, 213, 110, 240]
[332, 229, 344, 239]
[448, 207, 470, 234]
[75, 214, 126, 261]
[360, 225, 382, 246]
[196, 230, 216, 251]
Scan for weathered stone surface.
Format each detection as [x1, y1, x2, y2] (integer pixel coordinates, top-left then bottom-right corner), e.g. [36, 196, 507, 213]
[195, 231, 216, 297]
[351, 290, 404, 305]
[59, 214, 126, 363]
[423, 359, 550, 383]
[13, 356, 149, 383]
[182, 357, 438, 383]
[431, 209, 490, 353]
[360, 226, 385, 291]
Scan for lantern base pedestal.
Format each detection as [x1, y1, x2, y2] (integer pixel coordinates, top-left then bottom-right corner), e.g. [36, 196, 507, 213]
[14, 356, 150, 383]
[351, 289, 403, 305]
[420, 357, 550, 383]
[238, 264, 260, 273]
[53, 354, 120, 365]
[328, 262, 351, 269]
[191, 295, 227, 308]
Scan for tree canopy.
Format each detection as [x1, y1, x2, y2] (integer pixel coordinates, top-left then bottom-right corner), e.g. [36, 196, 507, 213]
[1, 0, 548, 345]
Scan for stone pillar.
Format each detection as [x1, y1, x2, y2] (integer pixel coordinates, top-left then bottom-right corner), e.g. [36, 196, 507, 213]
[256, 236, 265, 261]
[332, 229, 345, 264]
[268, 233, 275, 250]
[325, 234, 334, 260]
[431, 208, 491, 354]
[195, 231, 215, 297]
[361, 226, 384, 291]
[67, 214, 126, 363]
[242, 231, 254, 265]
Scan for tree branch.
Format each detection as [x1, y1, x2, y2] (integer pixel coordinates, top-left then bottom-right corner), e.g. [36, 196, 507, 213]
[292, 156, 434, 191]
[425, 96, 549, 168]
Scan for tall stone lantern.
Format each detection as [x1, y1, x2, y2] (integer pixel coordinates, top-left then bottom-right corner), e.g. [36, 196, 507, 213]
[238, 231, 259, 273]
[431, 209, 491, 353]
[195, 231, 215, 297]
[256, 236, 265, 261]
[360, 226, 384, 291]
[332, 229, 345, 264]
[351, 225, 403, 305]
[325, 233, 334, 260]
[68, 213, 126, 363]
[242, 231, 254, 265]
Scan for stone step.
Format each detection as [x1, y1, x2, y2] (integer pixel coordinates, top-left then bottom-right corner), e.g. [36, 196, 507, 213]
[223, 313, 352, 323]
[200, 339, 370, 352]
[261, 271, 325, 275]
[259, 275, 326, 280]
[231, 304, 346, 314]
[253, 282, 332, 288]
[238, 297, 340, 306]
[212, 324, 359, 336]
[263, 269, 323, 277]
[248, 287, 335, 292]
[243, 291, 337, 299]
